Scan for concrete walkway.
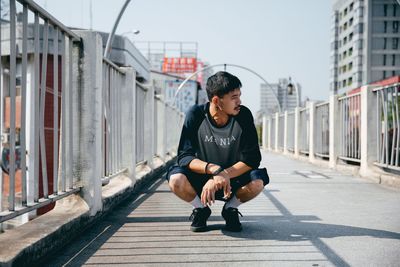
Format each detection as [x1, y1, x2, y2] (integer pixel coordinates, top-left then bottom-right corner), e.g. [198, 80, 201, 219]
[42, 151, 400, 267]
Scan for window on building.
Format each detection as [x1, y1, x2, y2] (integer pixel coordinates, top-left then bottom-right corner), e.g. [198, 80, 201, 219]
[349, 62, 353, 70]
[343, 79, 347, 87]
[344, 8, 348, 16]
[393, 38, 399, 50]
[384, 37, 387, 49]
[393, 71, 396, 77]
[348, 77, 353, 86]
[383, 71, 386, 79]
[340, 12, 343, 20]
[384, 21, 387, 33]
[384, 4, 388, 16]
[350, 2, 354, 11]
[344, 51, 347, 58]
[358, 39, 363, 49]
[344, 36, 348, 44]
[383, 54, 387, 65]
[392, 54, 396, 66]
[349, 17, 354, 26]
[344, 22, 348, 31]
[358, 6, 364, 17]
[349, 47, 353, 56]
[394, 4, 397, 17]
[349, 32, 353, 41]
[393, 21, 399, 33]
[343, 65, 347, 72]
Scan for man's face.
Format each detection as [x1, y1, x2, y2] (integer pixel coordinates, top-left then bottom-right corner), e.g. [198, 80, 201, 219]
[217, 88, 242, 116]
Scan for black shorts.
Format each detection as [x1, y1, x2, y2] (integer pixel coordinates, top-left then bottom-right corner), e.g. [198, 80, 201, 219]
[166, 165, 269, 201]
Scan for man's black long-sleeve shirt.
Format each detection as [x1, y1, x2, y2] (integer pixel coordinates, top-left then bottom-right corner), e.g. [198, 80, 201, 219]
[177, 102, 261, 170]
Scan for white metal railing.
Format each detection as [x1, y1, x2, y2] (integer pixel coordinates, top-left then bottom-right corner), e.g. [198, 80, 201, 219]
[101, 59, 126, 182]
[315, 102, 330, 159]
[262, 83, 400, 181]
[374, 83, 400, 170]
[338, 93, 361, 163]
[299, 107, 310, 154]
[286, 111, 295, 152]
[0, 0, 80, 224]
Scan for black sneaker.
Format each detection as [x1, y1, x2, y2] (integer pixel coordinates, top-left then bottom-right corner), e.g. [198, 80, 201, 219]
[189, 206, 211, 232]
[222, 203, 243, 232]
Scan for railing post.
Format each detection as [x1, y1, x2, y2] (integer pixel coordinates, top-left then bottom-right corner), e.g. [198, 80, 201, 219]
[262, 114, 268, 150]
[360, 85, 378, 177]
[275, 112, 279, 152]
[309, 102, 316, 163]
[144, 84, 155, 169]
[74, 31, 103, 215]
[120, 67, 136, 181]
[267, 117, 272, 150]
[284, 111, 288, 153]
[294, 107, 300, 157]
[329, 95, 340, 168]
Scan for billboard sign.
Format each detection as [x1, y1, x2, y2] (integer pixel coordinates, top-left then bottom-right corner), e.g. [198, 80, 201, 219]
[162, 57, 197, 73]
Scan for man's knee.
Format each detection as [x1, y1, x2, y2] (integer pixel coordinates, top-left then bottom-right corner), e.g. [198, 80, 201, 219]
[169, 173, 189, 192]
[247, 179, 264, 194]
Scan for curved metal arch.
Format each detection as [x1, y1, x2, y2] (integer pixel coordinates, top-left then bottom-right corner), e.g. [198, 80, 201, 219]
[174, 63, 281, 112]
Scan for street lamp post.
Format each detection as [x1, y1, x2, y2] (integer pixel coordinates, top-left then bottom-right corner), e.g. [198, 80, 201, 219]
[174, 63, 282, 113]
[287, 76, 301, 108]
[103, 0, 132, 58]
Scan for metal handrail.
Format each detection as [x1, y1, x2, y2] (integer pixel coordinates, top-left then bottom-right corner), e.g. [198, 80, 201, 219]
[17, 0, 80, 40]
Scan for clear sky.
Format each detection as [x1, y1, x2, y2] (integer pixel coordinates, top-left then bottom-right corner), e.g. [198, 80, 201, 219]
[36, 0, 332, 114]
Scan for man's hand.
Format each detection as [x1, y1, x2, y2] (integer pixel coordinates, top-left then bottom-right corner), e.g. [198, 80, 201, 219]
[201, 179, 217, 206]
[213, 170, 231, 199]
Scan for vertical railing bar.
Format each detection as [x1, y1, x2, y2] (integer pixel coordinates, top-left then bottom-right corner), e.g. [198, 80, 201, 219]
[395, 86, 400, 166]
[344, 99, 347, 157]
[106, 65, 110, 176]
[358, 95, 361, 159]
[33, 12, 40, 202]
[110, 66, 115, 174]
[375, 91, 381, 163]
[61, 33, 66, 192]
[351, 97, 355, 158]
[39, 19, 49, 198]
[380, 90, 385, 163]
[0, 0, 2, 221]
[68, 38, 73, 189]
[21, 3, 28, 206]
[119, 73, 123, 170]
[390, 87, 396, 166]
[384, 90, 389, 165]
[101, 63, 105, 177]
[9, 0, 17, 211]
[117, 73, 121, 170]
[53, 26, 59, 195]
[342, 100, 345, 157]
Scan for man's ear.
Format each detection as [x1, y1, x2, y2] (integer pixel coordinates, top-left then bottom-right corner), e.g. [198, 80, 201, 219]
[211, 95, 219, 105]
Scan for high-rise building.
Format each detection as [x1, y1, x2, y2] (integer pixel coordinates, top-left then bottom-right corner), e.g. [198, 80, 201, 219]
[330, 0, 400, 94]
[260, 78, 301, 115]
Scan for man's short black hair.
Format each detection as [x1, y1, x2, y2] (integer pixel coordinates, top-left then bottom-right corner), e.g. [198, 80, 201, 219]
[206, 71, 242, 100]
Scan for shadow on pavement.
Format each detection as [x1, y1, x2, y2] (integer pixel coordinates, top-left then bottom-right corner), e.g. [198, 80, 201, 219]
[41, 178, 400, 267]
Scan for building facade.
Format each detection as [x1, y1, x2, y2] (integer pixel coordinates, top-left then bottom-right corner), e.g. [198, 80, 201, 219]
[260, 78, 301, 115]
[330, 0, 400, 94]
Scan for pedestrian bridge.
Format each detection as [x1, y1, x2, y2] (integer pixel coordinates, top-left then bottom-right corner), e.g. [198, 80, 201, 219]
[0, 1, 399, 266]
[22, 151, 400, 266]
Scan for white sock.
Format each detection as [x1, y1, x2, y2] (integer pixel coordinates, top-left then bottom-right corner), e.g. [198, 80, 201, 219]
[190, 196, 205, 209]
[224, 196, 242, 209]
